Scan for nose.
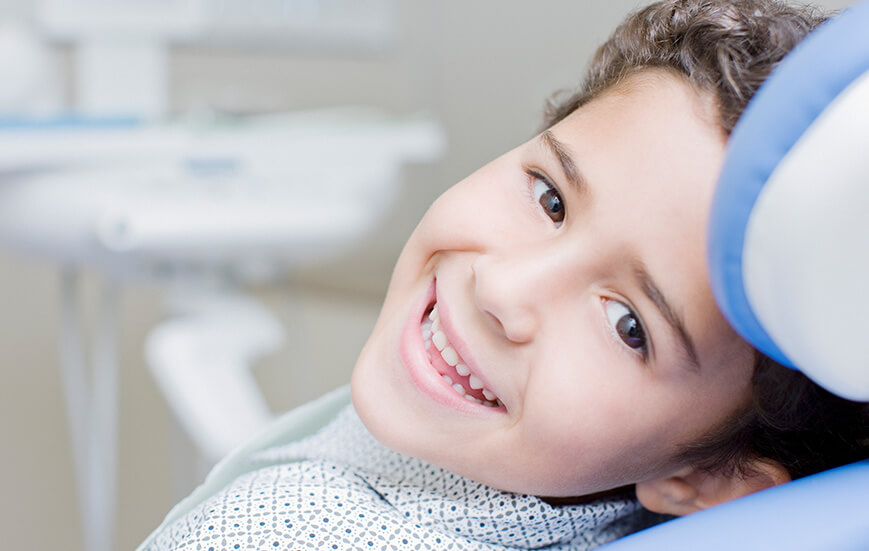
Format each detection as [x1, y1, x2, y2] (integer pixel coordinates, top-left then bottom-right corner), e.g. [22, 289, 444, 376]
[471, 250, 554, 344]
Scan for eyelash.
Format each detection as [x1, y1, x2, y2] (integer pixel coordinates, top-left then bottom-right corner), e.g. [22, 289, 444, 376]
[523, 168, 565, 227]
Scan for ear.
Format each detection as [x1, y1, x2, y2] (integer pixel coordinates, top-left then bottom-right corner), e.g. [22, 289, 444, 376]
[635, 460, 791, 516]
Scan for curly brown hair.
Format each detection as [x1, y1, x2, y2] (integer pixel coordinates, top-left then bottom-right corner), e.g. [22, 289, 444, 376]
[545, 0, 827, 134]
[544, 0, 869, 480]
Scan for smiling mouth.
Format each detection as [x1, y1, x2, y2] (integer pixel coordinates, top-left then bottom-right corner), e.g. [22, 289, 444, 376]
[421, 302, 502, 407]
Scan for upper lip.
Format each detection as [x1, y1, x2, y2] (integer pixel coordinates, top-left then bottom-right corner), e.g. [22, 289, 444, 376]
[434, 280, 503, 406]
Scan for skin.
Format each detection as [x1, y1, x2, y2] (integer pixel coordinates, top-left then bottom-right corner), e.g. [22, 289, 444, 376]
[352, 70, 756, 500]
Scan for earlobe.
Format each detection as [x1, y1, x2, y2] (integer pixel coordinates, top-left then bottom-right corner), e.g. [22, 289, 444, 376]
[636, 460, 791, 516]
[635, 467, 701, 516]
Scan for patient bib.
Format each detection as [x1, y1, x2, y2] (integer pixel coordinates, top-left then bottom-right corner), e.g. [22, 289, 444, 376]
[149, 404, 651, 550]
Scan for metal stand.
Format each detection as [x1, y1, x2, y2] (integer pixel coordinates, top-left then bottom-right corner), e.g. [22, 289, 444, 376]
[59, 268, 119, 551]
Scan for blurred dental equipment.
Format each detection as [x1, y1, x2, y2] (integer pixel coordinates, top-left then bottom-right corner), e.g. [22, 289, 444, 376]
[0, 2, 441, 551]
[37, 0, 398, 119]
[0, 21, 61, 116]
[0, 109, 444, 551]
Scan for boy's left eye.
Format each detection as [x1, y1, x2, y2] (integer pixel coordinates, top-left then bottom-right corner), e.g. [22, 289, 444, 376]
[603, 299, 649, 358]
[529, 172, 565, 226]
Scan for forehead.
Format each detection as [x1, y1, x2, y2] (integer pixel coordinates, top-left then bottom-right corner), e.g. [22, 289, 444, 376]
[552, 71, 725, 182]
[546, 72, 743, 371]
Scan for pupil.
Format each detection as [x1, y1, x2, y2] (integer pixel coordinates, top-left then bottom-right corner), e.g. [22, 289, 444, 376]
[541, 191, 564, 222]
[616, 315, 644, 348]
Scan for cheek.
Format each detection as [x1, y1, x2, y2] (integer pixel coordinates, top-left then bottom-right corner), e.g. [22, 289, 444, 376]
[518, 329, 721, 485]
[520, 321, 648, 451]
[408, 161, 529, 255]
[404, 184, 480, 259]
[519, 376, 679, 491]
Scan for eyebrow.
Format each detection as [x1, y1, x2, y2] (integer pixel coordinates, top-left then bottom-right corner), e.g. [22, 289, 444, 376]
[631, 258, 702, 372]
[540, 130, 587, 195]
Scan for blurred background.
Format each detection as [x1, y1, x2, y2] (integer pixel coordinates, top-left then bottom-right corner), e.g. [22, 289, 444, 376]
[0, 0, 854, 549]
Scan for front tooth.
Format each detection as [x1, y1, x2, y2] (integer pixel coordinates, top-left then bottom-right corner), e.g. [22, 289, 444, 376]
[482, 389, 496, 401]
[451, 383, 466, 396]
[432, 317, 441, 332]
[441, 346, 459, 366]
[468, 375, 483, 390]
[432, 331, 447, 351]
[455, 363, 470, 376]
[465, 395, 481, 404]
[428, 306, 438, 321]
[483, 400, 496, 407]
[442, 375, 452, 385]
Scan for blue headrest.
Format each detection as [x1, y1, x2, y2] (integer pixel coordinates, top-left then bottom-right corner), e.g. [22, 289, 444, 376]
[708, 0, 869, 400]
[600, 459, 869, 551]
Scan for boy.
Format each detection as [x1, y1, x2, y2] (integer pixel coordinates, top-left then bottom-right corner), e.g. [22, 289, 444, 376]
[144, 1, 868, 549]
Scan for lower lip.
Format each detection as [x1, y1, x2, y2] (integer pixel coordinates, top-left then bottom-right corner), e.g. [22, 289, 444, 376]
[399, 280, 499, 415]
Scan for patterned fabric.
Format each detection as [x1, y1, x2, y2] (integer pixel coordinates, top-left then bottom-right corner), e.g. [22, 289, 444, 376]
[150, 405, 649, 550]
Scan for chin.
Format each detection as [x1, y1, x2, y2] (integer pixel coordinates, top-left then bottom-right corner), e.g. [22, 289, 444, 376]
[351, 337, 408, 448]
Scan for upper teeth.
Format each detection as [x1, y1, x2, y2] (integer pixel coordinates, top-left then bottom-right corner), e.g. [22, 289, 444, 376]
[432, 331, 447, 351]
[441, 347, 459, 366]
[423, 301, 501, 408]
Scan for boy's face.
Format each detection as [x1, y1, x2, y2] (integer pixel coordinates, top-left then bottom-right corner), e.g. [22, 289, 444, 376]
[352, 71, 755, 498]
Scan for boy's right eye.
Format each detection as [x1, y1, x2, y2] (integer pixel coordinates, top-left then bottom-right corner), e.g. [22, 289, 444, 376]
[527, 171, 565, 226]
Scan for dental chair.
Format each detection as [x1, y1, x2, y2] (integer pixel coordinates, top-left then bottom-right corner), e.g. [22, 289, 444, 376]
[603, 1, 869, 549]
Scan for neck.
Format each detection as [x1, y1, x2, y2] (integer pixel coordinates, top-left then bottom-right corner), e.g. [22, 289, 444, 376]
[539, 484, 636, 506]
